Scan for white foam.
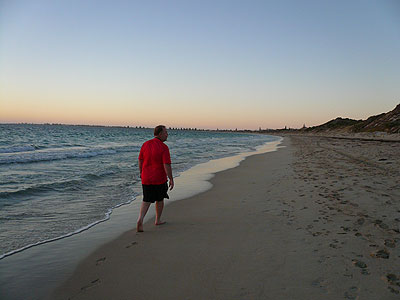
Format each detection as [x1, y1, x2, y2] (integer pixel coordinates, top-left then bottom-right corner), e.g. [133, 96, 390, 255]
[0, 196, 135, 260]
[0, 145, 37, 154]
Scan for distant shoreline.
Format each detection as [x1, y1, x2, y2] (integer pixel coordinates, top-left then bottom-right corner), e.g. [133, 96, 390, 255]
[0, 123, 254, 133]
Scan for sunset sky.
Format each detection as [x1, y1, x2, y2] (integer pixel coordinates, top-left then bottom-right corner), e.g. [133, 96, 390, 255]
[1, 0, 399, 130]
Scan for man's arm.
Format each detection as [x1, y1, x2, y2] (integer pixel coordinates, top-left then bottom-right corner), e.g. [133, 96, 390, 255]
[164, 163, 174, 190]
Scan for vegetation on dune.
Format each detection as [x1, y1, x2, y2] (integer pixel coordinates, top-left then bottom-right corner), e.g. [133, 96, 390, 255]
[303, 103, 400, 134]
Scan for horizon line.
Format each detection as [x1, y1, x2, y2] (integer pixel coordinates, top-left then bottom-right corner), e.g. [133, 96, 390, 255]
[0, 122, 278, 132]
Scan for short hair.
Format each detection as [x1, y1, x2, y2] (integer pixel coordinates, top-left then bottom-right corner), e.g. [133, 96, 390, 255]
[154, 125, 166, 136]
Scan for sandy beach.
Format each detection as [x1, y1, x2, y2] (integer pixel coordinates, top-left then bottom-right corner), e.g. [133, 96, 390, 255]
[51, 136, 400, 300]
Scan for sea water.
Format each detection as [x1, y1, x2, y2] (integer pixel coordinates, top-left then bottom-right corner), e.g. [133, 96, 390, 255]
[0, 124, 279, 259]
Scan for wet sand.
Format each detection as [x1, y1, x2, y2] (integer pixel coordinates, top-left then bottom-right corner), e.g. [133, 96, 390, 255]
[51, 136, 400, 299]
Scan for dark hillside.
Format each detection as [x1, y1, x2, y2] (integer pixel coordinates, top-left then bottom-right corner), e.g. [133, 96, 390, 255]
[303, 103, 400, 134]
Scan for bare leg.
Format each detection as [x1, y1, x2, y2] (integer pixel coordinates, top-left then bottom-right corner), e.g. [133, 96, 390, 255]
[137, 201, 151, 232]
[155, 200, 166, 225]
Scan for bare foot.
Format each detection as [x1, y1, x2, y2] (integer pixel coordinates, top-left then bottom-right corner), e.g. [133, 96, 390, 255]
[136, 221, 143, 232]
[155, 221, 166, 226]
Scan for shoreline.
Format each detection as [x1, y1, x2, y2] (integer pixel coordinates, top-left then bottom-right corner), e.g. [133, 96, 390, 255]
[52, 135, 399, 299]
[0, 133, 279, 260]
[0, 138, 281, 300]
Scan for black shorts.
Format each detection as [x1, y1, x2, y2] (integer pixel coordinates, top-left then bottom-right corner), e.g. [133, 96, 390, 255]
[142, 182, 169, 203]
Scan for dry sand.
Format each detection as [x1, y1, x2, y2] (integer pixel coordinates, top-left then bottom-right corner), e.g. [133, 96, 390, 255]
[51, 136, 400, 300]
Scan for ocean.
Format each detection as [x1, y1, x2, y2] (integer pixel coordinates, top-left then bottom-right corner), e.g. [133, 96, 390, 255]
[0, 124, 280, 259]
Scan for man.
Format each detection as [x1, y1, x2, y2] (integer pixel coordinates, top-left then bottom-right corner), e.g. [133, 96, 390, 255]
[136, 125, 174, 232]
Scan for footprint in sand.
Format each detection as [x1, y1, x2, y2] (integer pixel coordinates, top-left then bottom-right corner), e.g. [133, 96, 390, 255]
[361, 269, 370, 275]
[370, 249, 390, 259]
[329, 243, 338, 249]
[311, 276, 328, 292]
[384, 239, 396, 248]
[126, 241, 137, 248]
[386, 274, 400, 294]
[344, 286, 359, 300]
[355, 218, 365, 225]
[352, 259, 370, 275]
[81, 278, 101, 291]
[373, 219, 389, 230]
[388, 286, 400, 295]
[341, 226, 351, 232]
[96, 257, 106, 265]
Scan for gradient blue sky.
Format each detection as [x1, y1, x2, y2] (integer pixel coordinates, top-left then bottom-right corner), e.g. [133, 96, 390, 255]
[1, 0, 399, 129]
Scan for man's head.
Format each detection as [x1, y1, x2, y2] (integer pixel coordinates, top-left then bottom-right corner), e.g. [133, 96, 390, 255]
[154, 125, 168, 142]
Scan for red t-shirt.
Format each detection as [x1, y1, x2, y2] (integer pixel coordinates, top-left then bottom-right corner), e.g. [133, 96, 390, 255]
[138, 138, 171, 185]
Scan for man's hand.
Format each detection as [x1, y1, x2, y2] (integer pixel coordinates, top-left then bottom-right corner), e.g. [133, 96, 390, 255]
[164, 164, 174, 190]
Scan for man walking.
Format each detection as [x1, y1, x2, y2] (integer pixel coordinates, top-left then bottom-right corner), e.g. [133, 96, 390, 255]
[136, 125, 174, 232]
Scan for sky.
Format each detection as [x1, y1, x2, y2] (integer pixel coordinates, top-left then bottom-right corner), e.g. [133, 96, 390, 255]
[1, 0, 399, 130]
